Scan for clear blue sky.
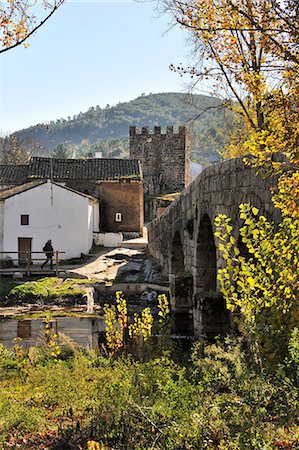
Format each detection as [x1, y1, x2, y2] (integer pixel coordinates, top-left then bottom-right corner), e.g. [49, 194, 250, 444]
[0, 0, 192, 135]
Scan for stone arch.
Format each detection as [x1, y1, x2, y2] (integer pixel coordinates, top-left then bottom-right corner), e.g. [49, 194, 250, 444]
[194, 214, 231, 337]
[169, 230, 193, 335]
[196, 214, 217, 292]
[170, 231, 184, 275]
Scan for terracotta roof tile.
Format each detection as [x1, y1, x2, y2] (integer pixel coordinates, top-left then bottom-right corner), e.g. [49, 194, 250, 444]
[28, 157, 142, 181]
[0, 165, 28, 184]
[0, 180, 99, 201]
[0, 180, 46, 200]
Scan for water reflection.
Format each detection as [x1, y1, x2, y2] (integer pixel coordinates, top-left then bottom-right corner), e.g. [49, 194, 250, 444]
[0, 317, 106, 349]
[17, 320, 32, 339]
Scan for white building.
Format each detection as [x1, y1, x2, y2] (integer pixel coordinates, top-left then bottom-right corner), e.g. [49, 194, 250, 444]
[0, 180, 99, 264]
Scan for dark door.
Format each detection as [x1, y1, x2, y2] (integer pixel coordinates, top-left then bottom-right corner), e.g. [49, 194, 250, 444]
[18, 238, 32, 266]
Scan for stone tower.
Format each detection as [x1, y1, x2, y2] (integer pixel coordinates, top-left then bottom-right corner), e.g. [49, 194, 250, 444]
[129, 126, 190, 196]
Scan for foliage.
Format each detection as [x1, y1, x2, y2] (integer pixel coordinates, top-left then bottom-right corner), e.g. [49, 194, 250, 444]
[163, 0, 299, 167]
[8, 277, 92, 302]
[0, 0, 65, 54]
[286, 328, 299, 383]
[104, 292, 126, 356]
[164, 0, 278, 127]
[226, 89, 299, 171]
[0, 134, 42, 165]
[14, 93, 233, 161]
[157, 293, 170, 323]
[103, 291, 167, 357]
[163, 0, 299, 369]
[272, 171, 299, 219]
[128, 308, 154, 356]
[44, 315, 61, 360]
[215, 202, 299, 362]
[0, 337, 298, 448]
[52, 143, 72, 159]
[0, 277, 21, 300]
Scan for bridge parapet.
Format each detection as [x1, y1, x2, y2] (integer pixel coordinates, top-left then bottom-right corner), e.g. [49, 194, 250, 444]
[147, 156, 280, 336]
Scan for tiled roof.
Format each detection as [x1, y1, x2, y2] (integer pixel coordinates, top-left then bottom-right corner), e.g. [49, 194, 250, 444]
[0, 165, 28, 184]
[28, 157, 142, 181]
[0, 180, 46, 200]
[0, 180, 98, 201]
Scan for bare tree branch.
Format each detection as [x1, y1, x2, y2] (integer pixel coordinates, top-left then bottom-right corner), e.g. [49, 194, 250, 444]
[0, 0, 65, 54]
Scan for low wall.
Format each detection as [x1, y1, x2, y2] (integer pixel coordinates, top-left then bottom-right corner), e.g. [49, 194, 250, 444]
[93, 232, 123, 247]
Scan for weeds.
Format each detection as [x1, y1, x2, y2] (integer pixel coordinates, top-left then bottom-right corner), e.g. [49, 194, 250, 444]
[0, 294, 298, 449]
[103, 291, 168, 358]
[0, 335, 298, 449]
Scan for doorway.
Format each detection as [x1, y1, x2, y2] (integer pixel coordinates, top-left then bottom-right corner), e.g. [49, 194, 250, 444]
[18, 238, 32, 266]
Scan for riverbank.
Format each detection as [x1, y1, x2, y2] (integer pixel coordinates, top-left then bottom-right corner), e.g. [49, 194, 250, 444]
[0, 241, 170, 349]
[0, 336, 298, 449]
[0, 240, 167, 310]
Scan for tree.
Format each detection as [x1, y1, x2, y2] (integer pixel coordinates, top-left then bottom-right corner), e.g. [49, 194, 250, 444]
[0, 134, 41, 164]
[0, 0, 65, 54]
[215, 200, 299, 363]
[162, 0, 299, 162]
[162, 0, 299, 365]
[229, 0, 299, 67]
[0, 135, 29, 164]
[52, 143, 71, 159]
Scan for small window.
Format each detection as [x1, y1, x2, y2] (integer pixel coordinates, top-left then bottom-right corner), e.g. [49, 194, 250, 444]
[21, 215, 29, 226]
[115, 212, 122, 222]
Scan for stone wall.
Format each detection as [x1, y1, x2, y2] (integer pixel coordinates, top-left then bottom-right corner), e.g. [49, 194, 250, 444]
[66, 180, 101, 198]
[129, 126, 190, 196]
[66, 179, 143, 234]
[147, 156, 281, 336]
[98, 180, 143, 234]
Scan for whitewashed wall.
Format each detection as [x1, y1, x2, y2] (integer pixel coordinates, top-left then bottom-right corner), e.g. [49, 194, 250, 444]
[3, 181, 99, 262]
[93, 232, 123, 247]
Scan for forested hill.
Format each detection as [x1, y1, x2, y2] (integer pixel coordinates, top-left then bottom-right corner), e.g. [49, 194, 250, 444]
[15, 92, 232, 161]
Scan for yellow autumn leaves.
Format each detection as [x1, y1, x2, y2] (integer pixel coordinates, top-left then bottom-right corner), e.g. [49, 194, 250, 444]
[215, 202, 299, 359]
[103, 291, 170, 357]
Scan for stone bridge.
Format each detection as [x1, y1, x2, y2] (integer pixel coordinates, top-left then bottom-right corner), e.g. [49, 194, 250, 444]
[147, 156, 280, 337]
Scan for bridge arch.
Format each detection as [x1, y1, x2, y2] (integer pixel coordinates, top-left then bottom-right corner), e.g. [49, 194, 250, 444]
[170, 231, 184, 275]
[169, 230, 193, 335]
[194, 213, 231, 337]
[195, 214, 217, 292]
[148, 156, 281, 337]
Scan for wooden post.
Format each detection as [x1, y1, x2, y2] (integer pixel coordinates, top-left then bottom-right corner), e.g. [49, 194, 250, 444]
[55, 250, 59, 276]
[26, 252, 30, 276]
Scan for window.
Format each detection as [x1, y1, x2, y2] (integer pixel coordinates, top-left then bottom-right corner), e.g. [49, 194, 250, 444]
[21, 215, 29, 226]
[115, 213, 122, 222]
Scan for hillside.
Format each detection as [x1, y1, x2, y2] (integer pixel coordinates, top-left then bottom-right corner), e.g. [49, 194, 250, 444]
[14, 92, 233, 162]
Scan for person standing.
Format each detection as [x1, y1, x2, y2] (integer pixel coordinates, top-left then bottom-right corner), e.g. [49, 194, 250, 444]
[41, 240, 54, 269]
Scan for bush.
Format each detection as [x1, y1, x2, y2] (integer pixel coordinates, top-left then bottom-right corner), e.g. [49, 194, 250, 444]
[0, 337, 298, 449]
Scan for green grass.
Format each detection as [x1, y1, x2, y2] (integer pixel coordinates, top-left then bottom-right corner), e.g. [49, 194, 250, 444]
[5, 277, 98, 302]
[0, 337, 298, 449]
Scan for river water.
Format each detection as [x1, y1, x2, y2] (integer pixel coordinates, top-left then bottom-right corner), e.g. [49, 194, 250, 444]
[0, 316, 106, 349]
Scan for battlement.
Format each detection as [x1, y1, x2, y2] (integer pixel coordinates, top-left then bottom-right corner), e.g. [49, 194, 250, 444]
[129, 125, 187, 137]
[129, 125, 190, 208]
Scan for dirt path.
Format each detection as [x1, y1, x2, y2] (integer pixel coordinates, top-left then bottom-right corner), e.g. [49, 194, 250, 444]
[61, 229, 160, 283]
[64, 247, 147, 282]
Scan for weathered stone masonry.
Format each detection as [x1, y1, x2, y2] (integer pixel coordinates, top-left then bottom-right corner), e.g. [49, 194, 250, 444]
[147, 156, 280, 337]
[129, 126, 190, 195]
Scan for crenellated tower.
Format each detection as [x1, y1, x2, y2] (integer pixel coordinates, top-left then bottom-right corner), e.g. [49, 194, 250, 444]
[129, 126, 190, 196]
